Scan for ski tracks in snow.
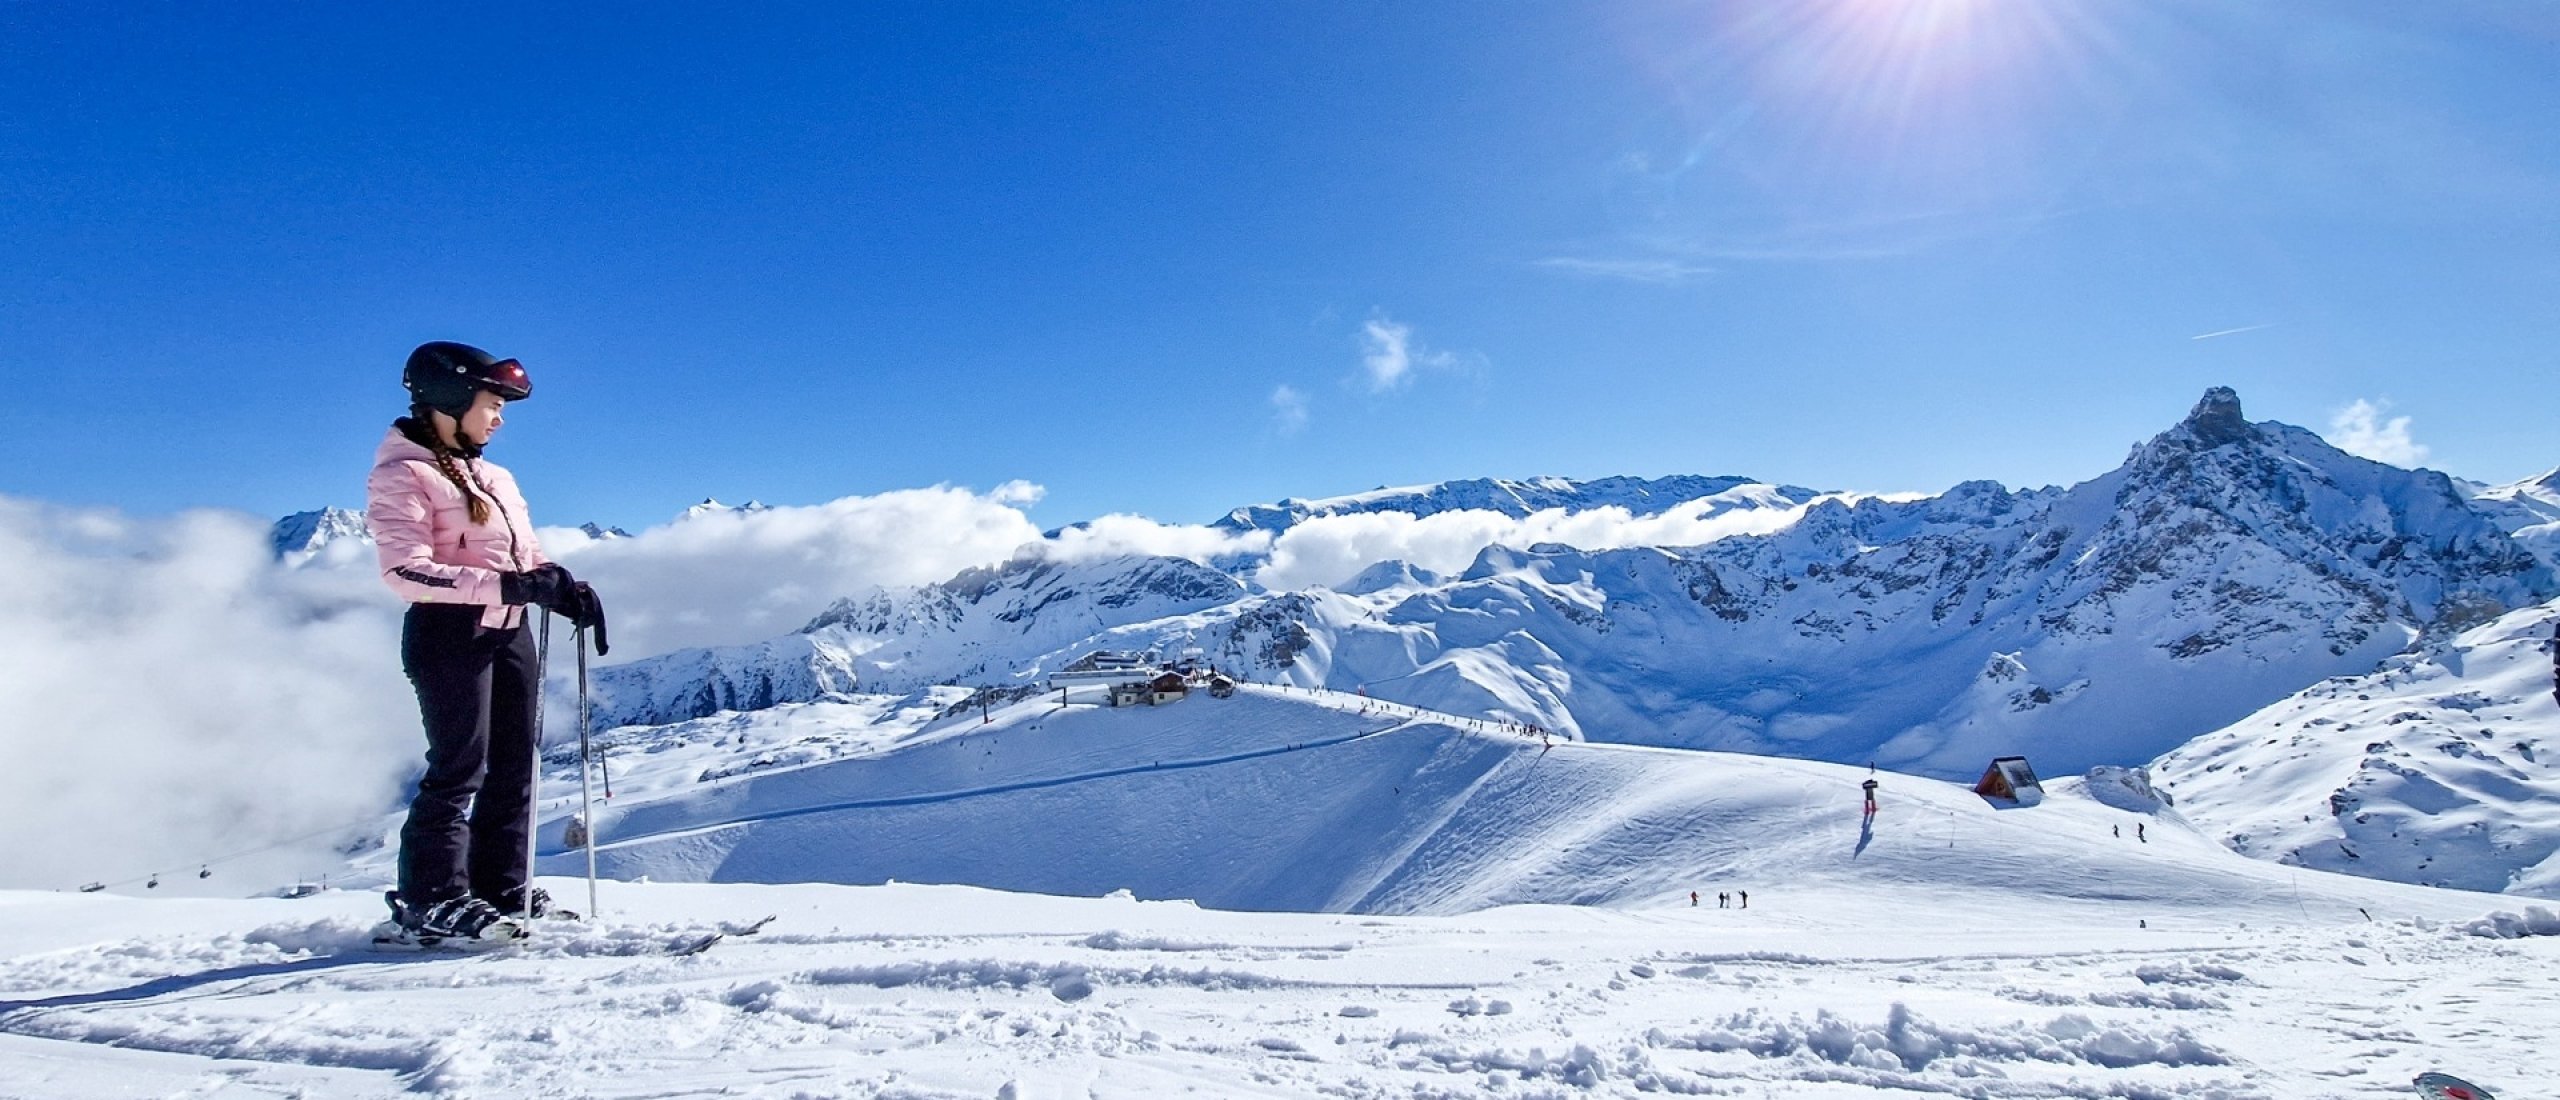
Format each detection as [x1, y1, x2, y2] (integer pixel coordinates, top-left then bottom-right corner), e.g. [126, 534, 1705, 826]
[2, 883, 2548, 1097]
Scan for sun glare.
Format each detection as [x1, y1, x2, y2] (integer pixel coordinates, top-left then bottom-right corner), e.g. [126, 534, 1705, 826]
[1629, 0, 2137, 212]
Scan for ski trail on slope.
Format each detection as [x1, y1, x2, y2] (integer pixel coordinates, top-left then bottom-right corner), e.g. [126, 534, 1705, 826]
[580, 716, 1414, 855]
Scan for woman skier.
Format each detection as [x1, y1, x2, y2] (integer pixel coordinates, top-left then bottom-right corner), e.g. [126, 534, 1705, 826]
[366, 341, 603, 942]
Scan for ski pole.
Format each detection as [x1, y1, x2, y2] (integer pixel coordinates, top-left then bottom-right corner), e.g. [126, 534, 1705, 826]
[527, 608, 550, 919]
[576, 623, 601, 920]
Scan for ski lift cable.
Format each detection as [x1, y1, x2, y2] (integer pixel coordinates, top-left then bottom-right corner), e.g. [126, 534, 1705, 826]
[64, 807, 402, 894]
[67, 698, 612, 894]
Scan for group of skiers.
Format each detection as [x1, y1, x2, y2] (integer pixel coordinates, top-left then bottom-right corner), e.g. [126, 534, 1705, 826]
[1689, 890, 1748, 908]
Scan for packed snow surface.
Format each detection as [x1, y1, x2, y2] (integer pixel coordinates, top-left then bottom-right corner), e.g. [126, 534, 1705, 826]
[3, 872, 2546, 1096]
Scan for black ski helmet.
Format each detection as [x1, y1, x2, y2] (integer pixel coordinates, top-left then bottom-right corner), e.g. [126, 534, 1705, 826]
[404, 341, 531, 417]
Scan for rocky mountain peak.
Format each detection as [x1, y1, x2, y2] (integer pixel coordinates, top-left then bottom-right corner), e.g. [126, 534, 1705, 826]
[269, 507, 370, 560]
[2181, 387, 2251, 448]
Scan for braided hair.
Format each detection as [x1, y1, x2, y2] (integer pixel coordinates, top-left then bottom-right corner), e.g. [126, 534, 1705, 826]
[408, 405, 491, 525]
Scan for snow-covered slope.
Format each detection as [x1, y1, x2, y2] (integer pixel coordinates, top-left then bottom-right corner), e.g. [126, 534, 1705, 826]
[580, 631, 872, 733]
[2153, 597, 2560, 897]
[542, 682, 2472, 922]
[2466, 467, 2560, 571]
[587, 555, 1247, 727]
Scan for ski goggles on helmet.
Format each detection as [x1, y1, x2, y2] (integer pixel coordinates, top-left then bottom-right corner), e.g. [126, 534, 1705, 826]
[482, 359, 531, 400]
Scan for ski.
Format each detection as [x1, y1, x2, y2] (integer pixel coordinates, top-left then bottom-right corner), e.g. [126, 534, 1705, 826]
[2414, 1072, 2496, 1100]
[368, 913, 771, 955]
[671, 914, 776, 957]
[369, 919, 529, 952]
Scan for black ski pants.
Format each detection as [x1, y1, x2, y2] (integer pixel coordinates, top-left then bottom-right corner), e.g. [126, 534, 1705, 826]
[398, 604, 540, 905]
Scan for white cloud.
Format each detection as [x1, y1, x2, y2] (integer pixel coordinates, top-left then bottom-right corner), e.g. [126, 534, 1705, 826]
[1358, 314, 1458, 392]
[0, 497, 418, 893]
[1255, 490, 1822, 591]
[1048, 513, 1270, 565]
[1270, 384, 1310, 435]
[543, 485, 1055, 657]
[2326, 399, 2430, 467]
[989, 479, 1045, 507]
[1361, 318, 1415, 390]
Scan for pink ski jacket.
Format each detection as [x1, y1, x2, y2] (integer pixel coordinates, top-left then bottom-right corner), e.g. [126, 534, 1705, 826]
[365, 423, 551, 629]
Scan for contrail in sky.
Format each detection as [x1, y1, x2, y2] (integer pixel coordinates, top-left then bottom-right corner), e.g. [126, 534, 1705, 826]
[2191, 323, 2275, 341]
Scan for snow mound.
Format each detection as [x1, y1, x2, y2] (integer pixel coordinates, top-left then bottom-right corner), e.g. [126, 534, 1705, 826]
[2082, 766, 2170, 813]
[2458, 905, 2560, 939]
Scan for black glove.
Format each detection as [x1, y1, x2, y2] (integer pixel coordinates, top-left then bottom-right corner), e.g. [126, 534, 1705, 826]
[565, 581, 609, 655]
[499, 563, 576, 611]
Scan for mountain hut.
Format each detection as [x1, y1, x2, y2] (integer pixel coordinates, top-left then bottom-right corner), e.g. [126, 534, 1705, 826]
[1974, 755, 2046, 805]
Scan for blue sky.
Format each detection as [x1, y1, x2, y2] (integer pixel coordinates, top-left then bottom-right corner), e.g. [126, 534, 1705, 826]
[4, 1, 2555, 530]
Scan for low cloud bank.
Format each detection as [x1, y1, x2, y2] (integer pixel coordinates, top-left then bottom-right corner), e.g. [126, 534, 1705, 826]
[0, 497, 414, 894]
[540, 486, 1056, 658]
[1255, 492, 1823, 591]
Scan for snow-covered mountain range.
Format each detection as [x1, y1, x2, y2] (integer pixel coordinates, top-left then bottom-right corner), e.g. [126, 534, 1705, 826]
[2463, 466, 2560, 570]
[1212, 473, 1824, 534]
[586, 389, 2554, 782]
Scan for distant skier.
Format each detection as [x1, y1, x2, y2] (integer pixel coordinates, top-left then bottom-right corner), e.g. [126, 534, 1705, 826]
[1690, 891, 1699, 908]
[1861, 777, 1879, 819]
[369, 341, 605, 943]
[1718, 892, 1729, 908]
[2112, 824, 2120, 838]
[1739, 890, 1749, 908]
[2136, 822, 2147, 843]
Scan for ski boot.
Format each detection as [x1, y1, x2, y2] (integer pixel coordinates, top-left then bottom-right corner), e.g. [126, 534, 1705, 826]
[486, 884, 577, 922]
[380, 891, 526, 947]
